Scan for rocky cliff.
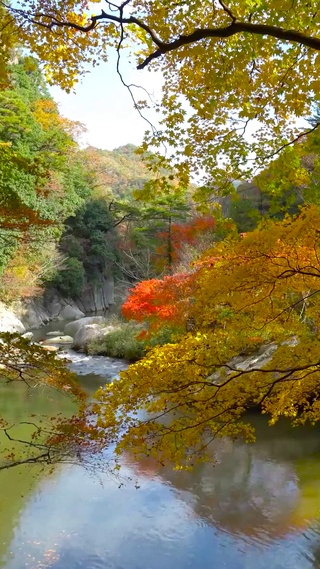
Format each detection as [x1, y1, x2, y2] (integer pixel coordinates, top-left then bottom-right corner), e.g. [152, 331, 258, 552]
[0, 276, 115, 332]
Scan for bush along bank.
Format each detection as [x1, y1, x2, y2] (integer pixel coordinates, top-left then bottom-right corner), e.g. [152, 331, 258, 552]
[87, 319, 179, 362]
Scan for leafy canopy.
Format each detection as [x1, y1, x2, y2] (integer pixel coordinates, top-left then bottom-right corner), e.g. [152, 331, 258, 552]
[0, 55, 92, 298]
[93, 205, 320, 468]
[52, 198, 120, 298]
[4, 0, 320, 193]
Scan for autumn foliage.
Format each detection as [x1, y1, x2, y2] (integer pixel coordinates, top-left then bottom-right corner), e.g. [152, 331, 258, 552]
[94, 206, 320, 467]
[5, 0, 320, 475]
[6, 0, 320, 196]
[151, 215, 215, 272]
[122, 272, 195, 331]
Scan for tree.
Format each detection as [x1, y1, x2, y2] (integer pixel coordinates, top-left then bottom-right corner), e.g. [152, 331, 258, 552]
[111, 194, 193, 280]
[0, 56, 91, 297]
[92, 205, 320, 468]
[5, 1, 320, 195]
[0, 56, 125, 467]
[81, 145, 151, 201]
[52, 198, 120, 297]
[154, 215, 217, 272]
[122, 272, 194, 333]
[5, 1, 320, 472]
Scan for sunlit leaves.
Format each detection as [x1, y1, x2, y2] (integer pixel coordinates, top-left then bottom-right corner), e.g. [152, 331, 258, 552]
[94, 205, 320, 467]
[4, 1, 320, 196]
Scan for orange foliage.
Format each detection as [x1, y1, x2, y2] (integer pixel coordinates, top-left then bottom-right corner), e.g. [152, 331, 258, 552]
[33, 98, 84, 140]
[122, 272, 195, 330]
[155, 215, 216, 271]
[0, 205, 54, 231]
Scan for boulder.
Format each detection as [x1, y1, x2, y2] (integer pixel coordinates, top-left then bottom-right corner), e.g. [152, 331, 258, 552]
[46, 330, 63, 337]
[208, 343, 279, 385]
[57, 305, 85, 321]
[0, 303, 25, 333]
[21, 332, 34, 341]
[41, 344, 59, 352]
[73, 324, 109, 351]
[228, 343, 278, 372]
[64, 316, 108, 338]
[43, 335, 74, 345]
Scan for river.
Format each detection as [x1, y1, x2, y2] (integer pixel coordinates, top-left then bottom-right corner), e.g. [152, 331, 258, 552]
[1, 329, 320, 568]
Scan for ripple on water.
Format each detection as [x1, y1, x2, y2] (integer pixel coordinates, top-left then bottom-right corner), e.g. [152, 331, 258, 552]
[55, 552, 117, 569]
[61, 351, 127, 378]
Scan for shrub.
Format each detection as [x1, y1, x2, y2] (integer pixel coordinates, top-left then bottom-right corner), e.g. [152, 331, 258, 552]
[88, 322, 178, 361]
[88, 322, 145, 361]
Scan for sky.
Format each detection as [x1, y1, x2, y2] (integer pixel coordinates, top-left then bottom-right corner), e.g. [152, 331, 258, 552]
[50, 52, 163, 151]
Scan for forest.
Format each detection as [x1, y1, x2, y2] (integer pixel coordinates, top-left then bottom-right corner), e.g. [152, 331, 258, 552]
[1, 0, 320, 492]
[4, 2, 320, 567]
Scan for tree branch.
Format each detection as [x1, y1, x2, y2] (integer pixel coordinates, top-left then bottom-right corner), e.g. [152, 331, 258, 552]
[6, 3, 320, 70]
[136, 22, 320, 69]
[218, 0, 237, 22]
[0, 452, 51, 471]
[260, 121, 320, 162]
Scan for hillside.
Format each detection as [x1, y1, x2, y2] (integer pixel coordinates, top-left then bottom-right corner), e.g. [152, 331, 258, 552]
[82, 144, 150, 200]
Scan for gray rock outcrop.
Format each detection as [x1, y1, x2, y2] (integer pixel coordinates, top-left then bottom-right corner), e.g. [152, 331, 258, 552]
[0, 303, 25, 333]
[72, 324, 110, 351]
[208, 342, 281, 385]
[11, 276, 114, 330]
[13, 295, 85, 330]
[64, 316, 108, 338]
[76, 277, 115, 314]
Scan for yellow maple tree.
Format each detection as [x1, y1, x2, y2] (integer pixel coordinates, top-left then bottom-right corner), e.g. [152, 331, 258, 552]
[91, 205, 320, 467]
[3, 0, 320, 194]
[4, 1, 320, 469]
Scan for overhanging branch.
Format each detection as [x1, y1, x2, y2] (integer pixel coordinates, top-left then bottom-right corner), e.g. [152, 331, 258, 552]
[136, 22, 320, 69]
[5, 3, 320, 69]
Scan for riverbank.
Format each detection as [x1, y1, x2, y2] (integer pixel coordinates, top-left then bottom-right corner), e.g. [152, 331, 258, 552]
[0, 276, 116, 334]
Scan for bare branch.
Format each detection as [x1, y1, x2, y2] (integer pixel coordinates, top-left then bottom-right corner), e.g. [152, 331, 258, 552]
[0, 452, 51, 471]
[258, 121, 320, 162]
[217, 0, 237, 22]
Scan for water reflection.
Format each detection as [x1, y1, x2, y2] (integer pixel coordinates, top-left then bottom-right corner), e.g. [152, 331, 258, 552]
[123, 419, 320, 541]
[2, 417, 320, 569]
[1, 351, 320, 569]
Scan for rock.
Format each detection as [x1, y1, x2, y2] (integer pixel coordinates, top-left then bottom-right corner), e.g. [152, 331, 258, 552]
[13, 298, 50, 329]
[227, 343, 278, 372]
[21, 332, 34, 341]
[8, 275, 115, 331]
[46, 330, 63, 337]
[73, 324, 108, 351]
[57, 305, 85, 321]
[43, 335, 74, 345]
[76, 277, 114, 313]
[208, 343, 279, 385]
[41, 344, 59, 352]
[0, 303, 25, 333]
[64, 316, 108, 338]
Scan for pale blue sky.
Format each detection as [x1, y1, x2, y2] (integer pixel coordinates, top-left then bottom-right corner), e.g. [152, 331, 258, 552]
[50, 52, 162, 150]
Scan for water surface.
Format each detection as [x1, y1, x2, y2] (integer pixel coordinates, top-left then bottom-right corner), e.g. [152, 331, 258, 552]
[1, 348, 320, 569]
